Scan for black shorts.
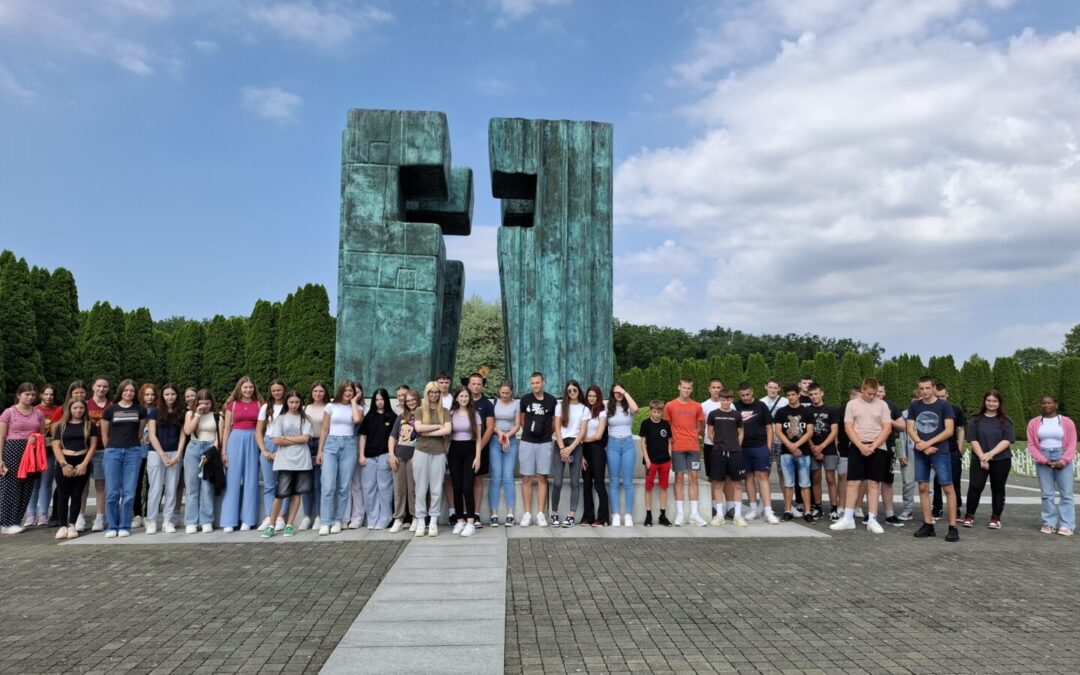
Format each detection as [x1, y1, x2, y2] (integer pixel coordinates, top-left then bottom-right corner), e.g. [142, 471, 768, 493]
[881, 451, 896, 485]
[275, 469, 314, 498]
[707, 448, 745, 482]
[847, 448, 891, 483]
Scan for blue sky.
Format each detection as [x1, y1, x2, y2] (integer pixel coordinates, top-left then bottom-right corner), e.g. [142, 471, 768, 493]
[2, 0, 1079, 360]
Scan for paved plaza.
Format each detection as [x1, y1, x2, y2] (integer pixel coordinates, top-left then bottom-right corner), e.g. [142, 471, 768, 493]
[0, 477, 1077, 674]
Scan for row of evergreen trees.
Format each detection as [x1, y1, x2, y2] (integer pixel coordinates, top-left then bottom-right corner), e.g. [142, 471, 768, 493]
[0, 251, 335, 405]
[616, 352, 1080, 440]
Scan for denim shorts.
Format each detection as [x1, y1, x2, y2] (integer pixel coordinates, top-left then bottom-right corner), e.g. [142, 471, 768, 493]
[914, 450, 952, 485]
[743, 445, 771, 473]
[780, 453, 811, 488]
[91, 452, 106, 480]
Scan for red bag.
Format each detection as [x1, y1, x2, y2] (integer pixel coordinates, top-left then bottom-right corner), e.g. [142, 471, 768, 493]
[17, 433, 47, 479]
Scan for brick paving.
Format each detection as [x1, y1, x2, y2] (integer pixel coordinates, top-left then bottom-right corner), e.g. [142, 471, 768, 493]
[0, 533, 403, 674]
[505, 503, 1080, 674]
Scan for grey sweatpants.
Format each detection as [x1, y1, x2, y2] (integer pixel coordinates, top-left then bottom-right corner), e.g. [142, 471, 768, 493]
[412, 451, 446, 521]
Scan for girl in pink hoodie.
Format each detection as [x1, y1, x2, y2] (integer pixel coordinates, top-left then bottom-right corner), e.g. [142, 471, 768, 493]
[1027, 395, 1077, 535]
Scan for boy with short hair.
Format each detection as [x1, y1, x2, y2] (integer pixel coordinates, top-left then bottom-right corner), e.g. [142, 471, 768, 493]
[773, 384, 815, 522]
[640, 401, 672, 527]
[517, 372, 558, 527]
[831, 378, 893, 534]
[908, 377, 959, 541]
[806, 383, 840, 520]
[700, 378, 725, 516]
[663, 379, 707, 526]
[706, 389, 746, 526]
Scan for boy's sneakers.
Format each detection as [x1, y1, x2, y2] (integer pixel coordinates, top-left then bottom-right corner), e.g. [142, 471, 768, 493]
[866, 519, 884, 534]
[673, 513, 685, 527]
[914, 523, 936, 538]
[945, 526, 960, 542]
[710, 514, 725, 527]
[690, 512, 707, 527]
[961, 516, 974, 528]
[658, 513, 672, 527]
[520, 512, 532, 527]
[642, 513, 652, 527]
[745, 508, 760, 521]
[733, 515, 748, 527]
[829, 507, 840, 521]
[854, 508, 864, 519]
[829, 518, 855, 531]
[792, 504, 804, 517]
[898, 510, 914, 521]
[261, 526, 275, 538]
[802, 514, 815, 524]
[536, 512, 548, 527]
[884, 515, 904, 527]
[781, 512, 794, 522]
[810, 505, 823, 519]
[612, 514, 622, 527]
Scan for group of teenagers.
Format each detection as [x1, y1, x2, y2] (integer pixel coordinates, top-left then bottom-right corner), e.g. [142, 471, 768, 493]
[0, 368, 1075, 541]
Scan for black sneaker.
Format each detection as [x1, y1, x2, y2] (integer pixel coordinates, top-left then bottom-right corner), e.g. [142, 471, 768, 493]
[725, 508, 735, 520]
[862, 514, 869, 524]
[931, 508, 943, 519]
[803, 514, 815, 523]
[884, 516, 904, 527]
[504, 515, 516, 527]
[781, 512, 794, 522]
[562, 515, 575, 528]
[658, 514, 671, 527]
[643, 512, 653, 527]
[829, 507, 839, 522]
[945, 526, 960, 542]
[810, 505, 823, 519]
[448, 513, 458, 526]
[914, 523, 936, 538]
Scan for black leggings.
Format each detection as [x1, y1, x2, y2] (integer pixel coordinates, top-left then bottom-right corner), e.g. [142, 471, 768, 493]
[965, 457, 1011, 518]
[448, 440, 476, 519]
[581, 441, 609, 523]
[55, 457, 90, 527]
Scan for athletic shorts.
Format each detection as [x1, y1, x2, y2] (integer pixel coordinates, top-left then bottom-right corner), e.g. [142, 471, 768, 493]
[847, 448, 891, 483]
[703, 444, 713, 475]
[811, 455, 840, 471]
[837, 457, 849, 475]
[743, 445, 771, 473]
[275, 469, 313, 498]
[914, 450, 952, 485]
[645, 461, 671, 490]
[91, 452, 106, 481]
[671, 450, 701, 474]
[708, 449, 745, 482]
[519, 440, 553, 476]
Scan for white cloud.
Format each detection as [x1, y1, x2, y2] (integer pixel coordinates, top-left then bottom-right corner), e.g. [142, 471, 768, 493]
[247, 1, 392, 48]
[192, 39, 219, 54]
[488, 0, 571, 25]
[241, 86, 304, 122]
[0, 63, 35, 100]
[474, 75, 513, 96]
[984, 321, 1072, 356]
[445, 225, 499, 282]
[614, 1, 1080, 356]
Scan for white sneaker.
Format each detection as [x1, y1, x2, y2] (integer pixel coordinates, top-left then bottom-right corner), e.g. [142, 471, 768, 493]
[4, 525, 25, 535]
[146, 522, 158, 535]
[536, 512, 548, 527]
[866, 519, 884, 534]
[746, 508, 760, 521]
[898, 510, 914, 521]
[348, 521, 361, 529]
[710, 514, 725, 526]
[318, 525, 330, 536]
[312, 516, 322, 529]
[520, 512, 532, 527]
[764, 511, 781, 525]
[453, 521, 466, 535]
[791, 506, 803, 517]
[185, 525, 198, 534]
[132, 516, 143, 528]
[330, 522, 342, 534]
[239, 523, 251, 531]
[298, 517, 312, 531]
[427, 522, 438, 537]
[104, 529, 117, 538]
[368, 523, 376, 530]
[223, 527, 234, 533]
[117, 530, 130, 538]
[413, 521, 426, 537]
[461, 523, 476, 537]
[408, 520, 418, 532]
[733, 515, 748, 527]
[611, 514, 622, 527]
[201, 524, 212, 533]
[389, 519, 403, 533]
[162, 522, 176, 533]
[76, 514, 86, 532]
[275, 517, 286, 532]
[854, 508, 864, 518]
[673, 513, 685, 527]
[259, 517, 271, 530]
[830, 518, 856, 531]
[623, 514, 633, 527]
[92, 515, 105, 532]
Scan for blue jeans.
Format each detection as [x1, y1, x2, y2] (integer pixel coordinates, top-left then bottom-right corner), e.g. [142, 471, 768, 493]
[27, 455, 55, 516]
[488, 435, 519, 513]
[1036, 448, 1075, 531]
[220, 429, 260, 528]
[606, 435, 636, 515]
[321, 435, 357, 525]
[780, 453, 811, 488]
[103, 447, 142, 532]
[914, 450, 953, 484]
[302, 439, 321, 520]
[362, 453, 394, 527]
[183, 440, 217, 526]
[260, 436, 289, 520]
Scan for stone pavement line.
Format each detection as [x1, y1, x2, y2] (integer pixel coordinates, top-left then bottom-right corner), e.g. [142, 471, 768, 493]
[319, 534, 508, 675]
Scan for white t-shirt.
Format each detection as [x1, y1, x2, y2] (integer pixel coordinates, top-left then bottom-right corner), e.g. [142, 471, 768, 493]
[554, 402, 588, 440]
[441, 393, 453, 410]
[585, 409, 607, 439]
[268, 413, 313, 471]
[325, 402, 360, 437]
[702, 399, 723, 446]
[607, 406, 633, 439]
[257, 402, 284, 422]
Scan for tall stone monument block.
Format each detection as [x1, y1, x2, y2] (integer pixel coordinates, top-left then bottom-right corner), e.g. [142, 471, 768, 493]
[490, 118, 614, 394]
[335, 109, 472, 392]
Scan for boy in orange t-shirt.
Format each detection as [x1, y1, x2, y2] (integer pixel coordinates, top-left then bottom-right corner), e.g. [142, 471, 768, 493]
[663, 379, 707, 526]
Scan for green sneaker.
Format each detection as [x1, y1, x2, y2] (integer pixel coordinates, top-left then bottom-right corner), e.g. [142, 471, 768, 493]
[261, 526, 275, 538]
[283, 525, 295, 537]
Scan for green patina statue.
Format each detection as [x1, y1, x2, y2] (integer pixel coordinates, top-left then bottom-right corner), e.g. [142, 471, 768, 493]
[334, 109, 472, 392]
[490, 118, 614, 394]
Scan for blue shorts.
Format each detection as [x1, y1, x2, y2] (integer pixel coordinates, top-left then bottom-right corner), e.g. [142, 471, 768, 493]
[743, 445, 771, 473]
[914, 450, 952, 485]
[780, 453, 811, 488]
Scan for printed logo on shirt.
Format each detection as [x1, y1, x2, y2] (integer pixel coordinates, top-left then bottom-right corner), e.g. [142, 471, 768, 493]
[915, 411, 940, 435]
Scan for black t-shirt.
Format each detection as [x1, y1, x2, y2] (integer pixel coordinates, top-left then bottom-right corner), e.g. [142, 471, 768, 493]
[947, 402, 965, 455]
[519, 393, 558, 443]
[639, 418, 672, 464]
[837, 400, 853, 457]
[359, 409, 398, 457]
[734, 400, 772, 449]
[101, 403, 147, 449]
[706, 408, 742, 453]
[884, 400, 902, 450]
[148, 408, 184, 453]
[807, 404, 840, 456]
[58, 421, 90, 453]
[473, 397, 495, 438]
[773, 406, 813, 454]
[799, 394, 812, 407]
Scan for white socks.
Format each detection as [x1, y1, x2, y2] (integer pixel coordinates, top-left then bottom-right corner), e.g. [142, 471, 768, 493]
[716, 500, 726, 514]
[843, 507, 855, 520]
[734, 503, 742, 517]
[676, 502, 685, 518]
[691, 501, 701, 517]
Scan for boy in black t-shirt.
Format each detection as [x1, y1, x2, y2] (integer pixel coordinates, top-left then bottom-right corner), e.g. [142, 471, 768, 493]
[639, 401, 672, 527]
[806, 383, 840, 520]
[773, 385, 815, 522]
[706, 390, 745, 527]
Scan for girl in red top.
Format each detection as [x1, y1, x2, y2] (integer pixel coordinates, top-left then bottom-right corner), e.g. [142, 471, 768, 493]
[220, 376, 264, 531]
[25, 384, 62, 527]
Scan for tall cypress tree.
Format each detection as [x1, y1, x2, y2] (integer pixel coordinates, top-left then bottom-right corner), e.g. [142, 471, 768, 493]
[167, 321, 204, 389]
[80, 301, 123, 386]
[928, 355, 960, 392]
[773, 351, 800, 388]
[278, 285, 335, 391]
[203, 315, 246, 403]
[39, 268, 81, 390]
[743, 353, 770, 395]
[124, 308, 157, 385]
[719, 354, 743, 392]
[245, 299, 278, 389]
[839, 351, 863, 395]
[0, 257, 44, 397]
[152, 330, 169, 384]
[1060, 358, 1080, 419]
[858, 352, 877, 378]
[958, 355, 993, 415]
[992, 357, 1025, 439]
[812, 352, 841, 406]
[878, 361, 901, 402]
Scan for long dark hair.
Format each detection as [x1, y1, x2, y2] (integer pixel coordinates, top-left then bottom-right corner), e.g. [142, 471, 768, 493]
[607, 382, 628, 417]
[586, 385, 605, 418]
[449, 387, 479, 439]
[560, 379, 583, 426]
[977, 389, 1013, 429]
[156, 382, 185, 427]
[364, 388, 397, 426]
[265, 378, 287, 423]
